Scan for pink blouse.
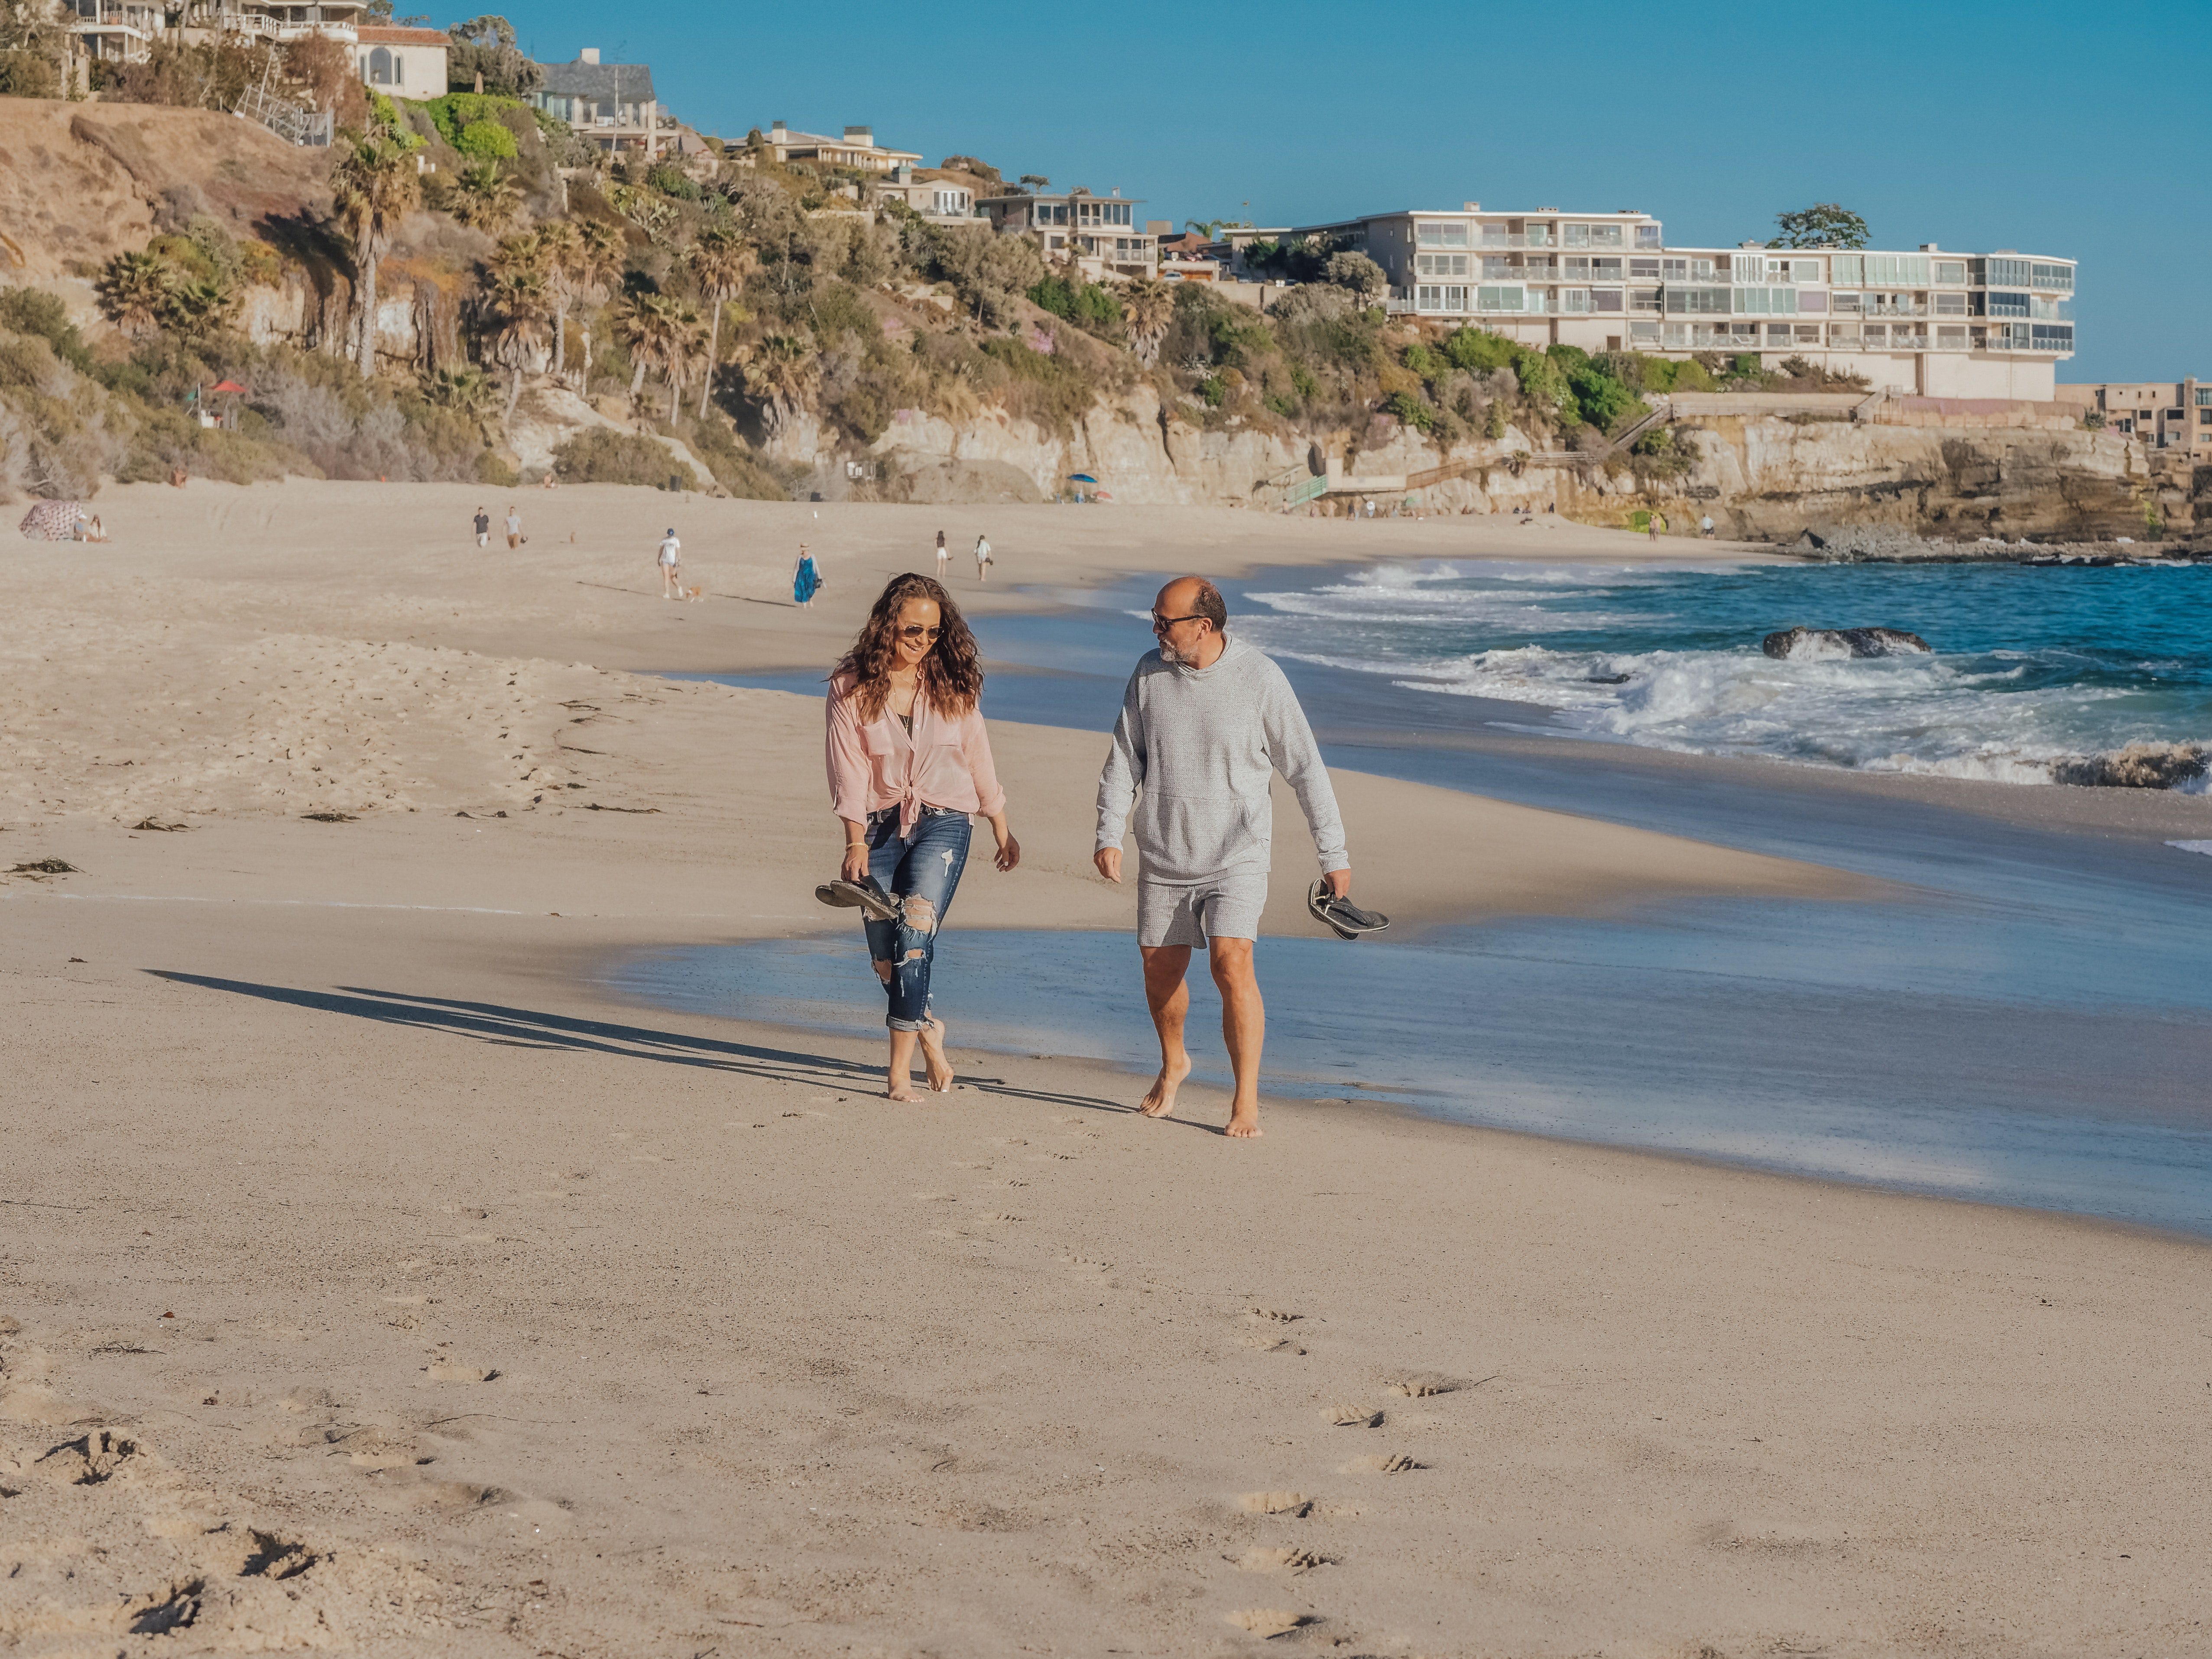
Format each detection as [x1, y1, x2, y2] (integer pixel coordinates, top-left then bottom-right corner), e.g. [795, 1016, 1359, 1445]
[825, 673, 1007, 838]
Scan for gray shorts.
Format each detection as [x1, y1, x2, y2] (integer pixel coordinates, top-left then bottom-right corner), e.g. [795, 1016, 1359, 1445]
[1138, 871, 1267, 948]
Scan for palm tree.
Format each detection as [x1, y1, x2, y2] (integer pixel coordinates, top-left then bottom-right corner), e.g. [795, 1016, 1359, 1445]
[615, 291, 678, 408]
[570, 217, 626, 380]
[164, 274, 241, 340]
[739, 330, 819, 438]
[449, 158, 522, 235]
[687, 224, 756, 418]
[1120, 276, 1173, 369]
[533, 217, 581, 379]
[483, 259, 552, 428]
[659, 302, 707, 422]
[95, 249, 173, 337]
[331, 130, 422, 379]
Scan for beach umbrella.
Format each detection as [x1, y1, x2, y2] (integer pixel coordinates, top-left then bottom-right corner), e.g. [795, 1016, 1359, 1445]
[210, 379, 248, 393]
[1067, 473, 1098, 483]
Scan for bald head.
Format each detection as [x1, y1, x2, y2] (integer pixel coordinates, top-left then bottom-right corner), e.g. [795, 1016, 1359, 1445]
[1156, 577, 1227, 630]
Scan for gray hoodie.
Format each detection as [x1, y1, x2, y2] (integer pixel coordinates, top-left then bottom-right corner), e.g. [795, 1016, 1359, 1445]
[1095, 634, 1349, 884]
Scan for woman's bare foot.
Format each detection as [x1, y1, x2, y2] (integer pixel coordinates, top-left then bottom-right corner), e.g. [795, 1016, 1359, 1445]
[1226, 1103, 1263, 1138]
[1138, 1052, 1193, 1118]
[918, 1017, 955, 1092]
[886, 1074, 926, 1104]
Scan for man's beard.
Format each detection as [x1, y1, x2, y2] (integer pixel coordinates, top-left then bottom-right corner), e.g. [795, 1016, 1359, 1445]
[1157, 637, 1183, 664]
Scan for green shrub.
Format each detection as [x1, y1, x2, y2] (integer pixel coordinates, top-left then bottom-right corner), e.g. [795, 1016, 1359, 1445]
[1441, 327, 1518, 375]
[456, 119, 519, 160]
[1028, 274, 1075, 318]
[552, 426, 701, 489]
[0, 288, 95, 373]
[1382, 389, 1434, 432]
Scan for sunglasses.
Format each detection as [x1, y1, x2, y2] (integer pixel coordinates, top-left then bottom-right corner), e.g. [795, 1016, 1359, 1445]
[898, 624, 943, 640]
[1151, 613, 1206, 633]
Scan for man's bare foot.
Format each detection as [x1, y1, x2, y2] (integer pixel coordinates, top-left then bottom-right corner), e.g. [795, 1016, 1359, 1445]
[919, 1017, 955, 1092]
[1138, 1053, 1193, 1118]
[1226, 1104, 1262, 1138]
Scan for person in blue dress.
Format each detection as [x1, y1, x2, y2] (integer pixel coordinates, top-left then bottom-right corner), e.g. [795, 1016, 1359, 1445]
[792, 542, 822, 607]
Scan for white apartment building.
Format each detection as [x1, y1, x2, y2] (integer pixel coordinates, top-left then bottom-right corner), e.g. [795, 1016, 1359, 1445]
[1289, 204, 2076, 399]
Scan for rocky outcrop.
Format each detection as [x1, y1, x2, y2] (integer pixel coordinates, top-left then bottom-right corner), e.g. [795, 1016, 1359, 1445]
[2049, 742, 2210, 790]
[505, 383, 716, 489]
[1761, 626, 1932, 661]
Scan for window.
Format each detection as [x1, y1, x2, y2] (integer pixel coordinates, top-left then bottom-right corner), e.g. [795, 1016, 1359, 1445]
[1864, 254, 1930, 285]
[1480, 255, 1517, 279]
[1630, 258, 1660, 279]
[1415, 221, 1469, 248]
[1416, 253, 1469, 277]
[1733, 288, 1799, 315]
[1766, 324, 1794, 343]
[1831, 292, 1862, 314]
[1830, 324, 1861, 345]
[1661, 257, 1716, 282]
[1630, 288, 1661, 312]
[1593, 289, 1624, 312]
[1934, 260, 1967, 285]
[1560, 288, 1591, 312]
[1798, 291, 1829, 313]
[1563, 223, 1589, 247]
[367, 44, 391, 83]
[2030, 324, 2074, 350]
[1831, 255, 1862, 285]
[1937, 326, 1969, 348]
[1635, 224, 1661, 247]
[1982, 257, 2030, 287]
[1476, 285, 1524, 312]
[1732, 253, 1766, 283]
[1935, 292, 1968, 316]
[1665, 287, 1732, 315]
[1864, 324, 1887, 346]
[1987, 291, 2030, 318]
[2031, 262, 2072, 291]
[2198, 386, 2212, 405]
[1793, 259, 1821, 284]
[1416, 285, 1468, 312]
[1589, 224, 1622, 246]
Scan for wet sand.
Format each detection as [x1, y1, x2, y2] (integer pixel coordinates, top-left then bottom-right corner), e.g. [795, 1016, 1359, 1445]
[3, 481, 2208, 1655]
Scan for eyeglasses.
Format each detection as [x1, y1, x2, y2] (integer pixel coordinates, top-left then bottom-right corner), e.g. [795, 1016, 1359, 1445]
[1151, 613, 1206, 633]
[898, 625, 942, 640]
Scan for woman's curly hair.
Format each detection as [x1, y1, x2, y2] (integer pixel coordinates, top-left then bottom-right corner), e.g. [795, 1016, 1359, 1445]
[832, 573, 983, 722]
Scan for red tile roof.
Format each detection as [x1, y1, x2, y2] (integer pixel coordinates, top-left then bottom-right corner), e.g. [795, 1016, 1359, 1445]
[358, 25, 447, 44]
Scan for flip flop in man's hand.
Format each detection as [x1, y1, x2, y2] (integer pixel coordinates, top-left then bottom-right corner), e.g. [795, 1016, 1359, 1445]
[1307, 879, 1390, 941]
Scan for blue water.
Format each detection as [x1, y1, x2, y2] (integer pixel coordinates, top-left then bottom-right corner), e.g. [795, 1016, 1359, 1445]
[650, 557, 2212, 1238]
[1125, 560, 2212, 785]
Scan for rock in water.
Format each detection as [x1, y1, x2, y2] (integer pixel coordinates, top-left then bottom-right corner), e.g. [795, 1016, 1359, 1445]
[1761, 625, 1933, 661]
[2048, 742, 2211, 790]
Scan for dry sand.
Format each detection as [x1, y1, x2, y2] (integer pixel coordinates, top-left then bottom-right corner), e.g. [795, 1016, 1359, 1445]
[2, 481, 2207, 1656]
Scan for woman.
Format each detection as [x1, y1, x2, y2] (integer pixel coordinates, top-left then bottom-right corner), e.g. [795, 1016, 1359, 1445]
[823, 574, 1019, 1102]
[934, 529, 950, 581]
[973, 533, 992, 582]
[792, 542, 822, 607]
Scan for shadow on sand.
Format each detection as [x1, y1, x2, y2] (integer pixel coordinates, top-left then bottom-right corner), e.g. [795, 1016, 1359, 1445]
[146, 972, 1142, 1118]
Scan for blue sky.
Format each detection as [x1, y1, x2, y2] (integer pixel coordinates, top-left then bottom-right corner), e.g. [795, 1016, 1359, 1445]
[503, 0, 2206, 383]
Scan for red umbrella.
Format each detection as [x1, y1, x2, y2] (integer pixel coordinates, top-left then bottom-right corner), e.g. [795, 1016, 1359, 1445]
[210, 379, 248, 394]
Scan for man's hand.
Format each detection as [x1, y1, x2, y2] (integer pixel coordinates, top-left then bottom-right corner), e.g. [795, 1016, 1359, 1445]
[1094, 847, 1122, 885]
[1323, 868, 1351, 899]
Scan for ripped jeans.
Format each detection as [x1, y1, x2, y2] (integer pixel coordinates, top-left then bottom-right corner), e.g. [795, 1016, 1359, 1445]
[862, 805, 972, 1032]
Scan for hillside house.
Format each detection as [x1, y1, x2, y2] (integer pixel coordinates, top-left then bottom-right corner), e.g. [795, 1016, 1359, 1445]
[531, 50, 668, 158]
[978, 187, 1158, 280]
[872, 164, 980, 225]
[356, 24, 446, 93]
[762, 122, 921, 173]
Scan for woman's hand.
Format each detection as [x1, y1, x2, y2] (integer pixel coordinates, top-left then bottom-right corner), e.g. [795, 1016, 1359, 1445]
[839, 821, 872, 884]
[994, 833, 1021, 874]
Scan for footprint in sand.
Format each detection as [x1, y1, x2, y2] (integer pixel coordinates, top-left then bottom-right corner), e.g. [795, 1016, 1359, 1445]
[1245, 1308, 1303, 1324]
[1238, 1491, 1313, 1517]
[1242, 1333, 1306, 1355]
[1233, 1546, 1332, 1575]
[1225, 1608, 1316, 1637]
[1340, 1453, 1422, 1474]
[1324, 1405, 1383, 1428]
[1382, 1371, 1460, 1397]
[423, 1362, 499, 1383]
[36, 1428, 142, 1485]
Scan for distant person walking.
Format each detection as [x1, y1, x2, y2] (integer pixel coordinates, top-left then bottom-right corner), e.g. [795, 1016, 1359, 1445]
[1095, 577, 1362, 1139]
[821, 573, 1021, 1102]
[473, 506, 491, 549]
[793, 543, 822, 607]
[505, 505, 522, 550]
[1700, 513, 1716, 539]
[1647, 511, 1667, 541]
[973, 534, 992, 582]
[657, 527, 683, 599]
[935, 529, 950, 580]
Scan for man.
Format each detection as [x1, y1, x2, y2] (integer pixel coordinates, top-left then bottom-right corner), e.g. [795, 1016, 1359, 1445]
[505, 505, 522, 551]
[473, 505, 490, 549]
[657, 526, 683, 599]
[1094, 577, 1351, 1139]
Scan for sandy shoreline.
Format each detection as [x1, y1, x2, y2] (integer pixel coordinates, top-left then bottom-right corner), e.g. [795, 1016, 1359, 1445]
[4, 480, 2209, 1655]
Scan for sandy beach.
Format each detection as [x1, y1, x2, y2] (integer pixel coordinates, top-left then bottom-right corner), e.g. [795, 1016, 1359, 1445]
[4, 481, 2209, 1656]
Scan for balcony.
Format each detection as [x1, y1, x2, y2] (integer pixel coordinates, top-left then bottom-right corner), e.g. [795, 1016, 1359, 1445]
[1476, 231, 1554, 248]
